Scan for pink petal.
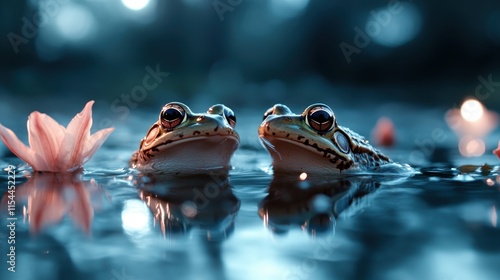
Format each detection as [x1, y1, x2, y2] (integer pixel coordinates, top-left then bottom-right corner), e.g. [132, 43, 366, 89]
[28, 176, 66, 233]
[82, 128, 115, 164]
[57, 101, 94, 171]
[493, 141, 500, 159]
[0, 123, 40, 170]
[68, 181, 94, 233]
[28, 112, 66, 171]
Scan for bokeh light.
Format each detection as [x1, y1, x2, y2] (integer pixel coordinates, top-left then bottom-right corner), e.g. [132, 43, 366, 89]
[369, 3, 422, 47]
[311, 194, 331, 213]
[121, 0, 150, 11]
[269, 0, 309, 19]
[460, 99, 484, 122]
[372, 117, 395, 147]
[181, 201, 198, 218]
[55, 4, 96, 41]
[459, 137, 485, 157]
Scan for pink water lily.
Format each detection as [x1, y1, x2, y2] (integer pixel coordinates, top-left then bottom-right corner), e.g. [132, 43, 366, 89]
[0, 101, 114, 172]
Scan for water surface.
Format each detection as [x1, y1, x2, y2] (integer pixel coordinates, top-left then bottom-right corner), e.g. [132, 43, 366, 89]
[1, 107, 499, 280]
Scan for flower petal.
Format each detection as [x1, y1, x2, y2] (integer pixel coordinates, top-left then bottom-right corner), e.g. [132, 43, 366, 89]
[68, 181, 94, 233]
[0, 123, 40, 170]
[57, 101, 94, 171]
[28, 175, 66, 233]
[82, 127, 115, 164]
[28, 112, 66, 171]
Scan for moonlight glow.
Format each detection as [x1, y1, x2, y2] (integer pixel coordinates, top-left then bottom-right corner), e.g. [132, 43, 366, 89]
[121, 0, 150, 10]
[460, 99, 484, 122]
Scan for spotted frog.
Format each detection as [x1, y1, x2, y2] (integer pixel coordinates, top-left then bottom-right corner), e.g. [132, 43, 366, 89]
[258, 103, 392, 173]
[130, 102, 239, 173]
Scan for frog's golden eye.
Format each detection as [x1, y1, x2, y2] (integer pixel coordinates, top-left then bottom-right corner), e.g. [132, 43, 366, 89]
[306, 105, 335, 133]
[334, 131, 350, 154]
[160, 104, 186, 131]
[224, 107, 237, 128]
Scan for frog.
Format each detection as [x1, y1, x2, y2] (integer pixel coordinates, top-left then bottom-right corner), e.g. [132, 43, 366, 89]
[258, 103, 392, 174]
[130, 102, 239, 174]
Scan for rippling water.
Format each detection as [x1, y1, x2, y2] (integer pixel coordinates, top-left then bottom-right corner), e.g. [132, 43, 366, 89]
[1, 108, 500, 280]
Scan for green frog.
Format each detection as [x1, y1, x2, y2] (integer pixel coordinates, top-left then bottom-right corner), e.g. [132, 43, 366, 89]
[130, 102, 239, 174]
[258, 103, 392, 173]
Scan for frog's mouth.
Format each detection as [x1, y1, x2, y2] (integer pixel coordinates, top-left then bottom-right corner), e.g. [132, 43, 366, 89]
[259, 136, 349, 173]
[156, 134, 239, 149]
[144, 135, 240, 173]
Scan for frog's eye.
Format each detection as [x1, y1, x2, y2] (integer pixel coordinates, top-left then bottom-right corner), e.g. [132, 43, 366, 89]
[224, 107, 237, 128]
[160, 104, 186, 130]
[263, 107, 274, 120]
[334, 131, 350, 154]
[306, 105, 335, 133]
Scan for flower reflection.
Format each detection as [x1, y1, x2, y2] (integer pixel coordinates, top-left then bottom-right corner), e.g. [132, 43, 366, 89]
[258, 175, 381, 237]
[138, 174, 240, 241]
[2, 172, 106, 234]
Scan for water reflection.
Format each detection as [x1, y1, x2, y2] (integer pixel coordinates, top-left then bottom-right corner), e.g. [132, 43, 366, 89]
[138, 174, 240, 241]
[490, 205, 497, 228]
[1, 172, 107, 234]
[121, 199, 152, 240]
[259, 175, 381, 236]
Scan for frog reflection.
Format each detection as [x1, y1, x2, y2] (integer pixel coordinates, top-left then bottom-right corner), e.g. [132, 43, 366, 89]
[258, 175, 381, 236]
[138, 173, 240, 241]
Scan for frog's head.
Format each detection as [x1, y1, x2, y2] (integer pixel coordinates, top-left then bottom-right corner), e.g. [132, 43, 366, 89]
[131, 102, 239, 173]
[258, 103, 389, 173]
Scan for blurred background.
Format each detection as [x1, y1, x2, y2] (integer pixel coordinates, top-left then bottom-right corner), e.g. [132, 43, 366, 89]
[1, 0, 500, 164]
[1, 0, 500, 109]
[1, 4, 500, 280]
